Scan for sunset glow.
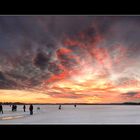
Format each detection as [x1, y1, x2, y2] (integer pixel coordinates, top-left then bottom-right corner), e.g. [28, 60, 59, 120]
[0, 16, 140, 103]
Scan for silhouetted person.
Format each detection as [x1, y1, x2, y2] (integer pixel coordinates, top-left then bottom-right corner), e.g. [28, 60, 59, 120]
[74, 104, 76, 108]
[12, 105, 14, 112]
[23, 105, 26, 112]
[0, 104, 3, 114]
[59, 105, 61, 110]
[12, 105, 17, 112]
[15, 105, 17, 111]
[29, 104, 33, 115]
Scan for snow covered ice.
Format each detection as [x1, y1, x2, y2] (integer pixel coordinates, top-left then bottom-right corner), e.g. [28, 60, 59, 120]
[1, 105, 140, 124]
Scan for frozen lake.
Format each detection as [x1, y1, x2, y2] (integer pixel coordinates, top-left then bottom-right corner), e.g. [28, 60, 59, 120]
[1, 105, 140, 124]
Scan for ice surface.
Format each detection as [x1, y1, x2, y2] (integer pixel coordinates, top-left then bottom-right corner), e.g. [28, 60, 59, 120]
[1, 105, 140, 124]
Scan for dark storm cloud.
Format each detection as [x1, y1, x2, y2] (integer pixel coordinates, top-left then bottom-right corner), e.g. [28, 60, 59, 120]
[0, 16, 52, 45]
[0, 16, 93, 50]
[122, 91, 139, 98]
[33, 51, 51, 70]
[0, 71, 17, 89]
[0, 71, 5, 81]
[0, 16, 140, 90]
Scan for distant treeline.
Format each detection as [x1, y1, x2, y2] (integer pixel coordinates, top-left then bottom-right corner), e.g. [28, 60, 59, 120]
[1, 102, 140, 105]
[0, 102, 26, 105]
[122, 102, 140, 105]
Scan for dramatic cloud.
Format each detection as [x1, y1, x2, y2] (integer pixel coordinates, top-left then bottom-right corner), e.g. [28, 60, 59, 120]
[0, 16, 140, 103]
[122, 92, 139, 98]
[122, 91, 139, 97]
[33, 51, 51, 70]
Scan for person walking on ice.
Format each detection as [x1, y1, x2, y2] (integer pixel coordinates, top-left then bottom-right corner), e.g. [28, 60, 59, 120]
[29, 104, 33, 115]
[59, 105, 61, 110]
[0, 104, 3, 114]
[23, 105, 26, 112]
[12, 105, 14, 112]
[15, 105, 17, 111]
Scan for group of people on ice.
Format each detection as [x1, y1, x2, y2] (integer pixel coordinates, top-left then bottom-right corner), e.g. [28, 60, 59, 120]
[22, 104, 33, 115]
[12, 105, 17, 112]
[0, 104, 77, 115]
[0, 104, 34, 115]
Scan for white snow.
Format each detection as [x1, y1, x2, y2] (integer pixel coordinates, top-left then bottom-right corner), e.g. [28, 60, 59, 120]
[1, 105, 140, 124]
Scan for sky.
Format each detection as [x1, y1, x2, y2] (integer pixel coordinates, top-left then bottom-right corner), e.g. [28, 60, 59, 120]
[0, 16, 140, 103]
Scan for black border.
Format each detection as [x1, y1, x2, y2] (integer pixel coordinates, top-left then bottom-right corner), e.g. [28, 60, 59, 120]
[0, 7, 140, 137]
